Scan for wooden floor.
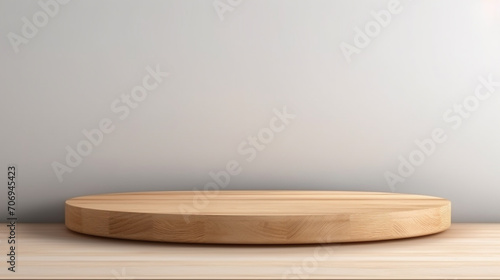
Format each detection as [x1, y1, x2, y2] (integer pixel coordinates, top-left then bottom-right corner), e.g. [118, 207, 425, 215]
[0, 223, 499, 279]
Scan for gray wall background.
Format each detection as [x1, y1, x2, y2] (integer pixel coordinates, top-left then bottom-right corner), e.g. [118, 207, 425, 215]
[1, 0, 499, 222]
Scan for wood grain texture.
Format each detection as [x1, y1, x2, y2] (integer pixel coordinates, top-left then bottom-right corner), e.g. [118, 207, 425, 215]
[65, 191, 451, 244]
[1, 223, 499, 279]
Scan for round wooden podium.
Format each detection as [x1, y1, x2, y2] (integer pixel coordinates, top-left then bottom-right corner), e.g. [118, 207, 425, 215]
[65, 191, 451, 244]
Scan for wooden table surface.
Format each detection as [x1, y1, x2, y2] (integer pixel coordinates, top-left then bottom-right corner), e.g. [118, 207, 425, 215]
[1, 223, 499, 279]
